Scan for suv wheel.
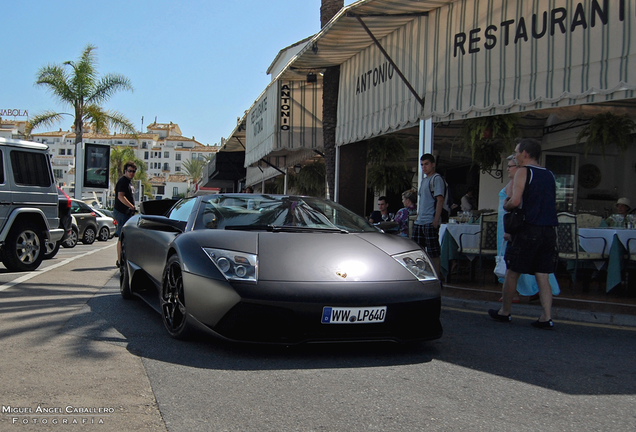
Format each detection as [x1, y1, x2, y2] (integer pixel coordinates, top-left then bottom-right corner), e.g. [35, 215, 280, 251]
[82, 227, 96, 245]
[43, 240, 61, 260]
[2, 221, 44, 272]
[62, 226, 78, 248]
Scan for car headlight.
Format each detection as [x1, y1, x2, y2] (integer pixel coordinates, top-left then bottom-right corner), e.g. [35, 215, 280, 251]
[203, 248, 258, 282]
[392, 250, 437, 281]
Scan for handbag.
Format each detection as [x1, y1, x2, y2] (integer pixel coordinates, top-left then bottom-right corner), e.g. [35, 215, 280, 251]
[503, 207, 524, 235]
[494, 255, 507, 279]
[493, 239, 507, 278]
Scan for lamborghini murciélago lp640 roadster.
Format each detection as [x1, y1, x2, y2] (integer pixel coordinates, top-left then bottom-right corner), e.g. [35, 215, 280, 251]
[119, 194, 442, 344]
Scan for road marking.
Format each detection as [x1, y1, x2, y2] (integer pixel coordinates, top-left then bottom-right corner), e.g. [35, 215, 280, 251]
[0, 243, 116, 292]
[443, 306, 636, 332]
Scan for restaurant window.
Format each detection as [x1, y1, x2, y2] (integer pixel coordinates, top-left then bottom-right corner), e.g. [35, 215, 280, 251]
[543, 153, 578, 213]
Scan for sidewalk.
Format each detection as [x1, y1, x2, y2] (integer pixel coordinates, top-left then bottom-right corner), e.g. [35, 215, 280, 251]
[441, 267, 636, 328]
[0, 244, 166, 431]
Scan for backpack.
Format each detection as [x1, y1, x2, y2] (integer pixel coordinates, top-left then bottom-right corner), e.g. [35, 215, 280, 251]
[429, 173, 450, 223]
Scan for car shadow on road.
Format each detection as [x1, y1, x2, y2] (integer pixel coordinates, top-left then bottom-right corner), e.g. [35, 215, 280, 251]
[69, 281, 636, 397]
[69, 285, 439, 372]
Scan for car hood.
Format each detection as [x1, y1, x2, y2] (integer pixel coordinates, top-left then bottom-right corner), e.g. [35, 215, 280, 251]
[257, 232, 420, 282]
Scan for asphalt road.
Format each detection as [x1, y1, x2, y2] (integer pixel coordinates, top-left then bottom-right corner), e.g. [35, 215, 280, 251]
[1, 243, 635, 431]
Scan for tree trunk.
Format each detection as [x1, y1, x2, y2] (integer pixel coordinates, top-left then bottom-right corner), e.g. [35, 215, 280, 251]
[321, 0, 343, 200]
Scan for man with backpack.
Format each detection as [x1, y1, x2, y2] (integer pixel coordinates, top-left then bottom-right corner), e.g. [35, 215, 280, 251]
[413, 153, 447, 277]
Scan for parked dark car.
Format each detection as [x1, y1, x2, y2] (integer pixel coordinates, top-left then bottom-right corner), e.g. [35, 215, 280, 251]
[119, 194, 442, 344]
[66, 199, 98, 245]
[43, 187, 73, 259]
[92, 207, 116, 241]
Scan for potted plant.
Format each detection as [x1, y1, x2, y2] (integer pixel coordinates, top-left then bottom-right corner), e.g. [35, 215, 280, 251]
[366, 135, 412, 194]
[460, 114, 519, 171]
[576, 112, 636, 157]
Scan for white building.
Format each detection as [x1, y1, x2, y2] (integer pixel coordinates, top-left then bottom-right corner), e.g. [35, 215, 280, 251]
[30, 121, 219, 199]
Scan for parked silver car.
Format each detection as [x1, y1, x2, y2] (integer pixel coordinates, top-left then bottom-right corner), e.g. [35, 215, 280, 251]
[92, 207, 116, 241]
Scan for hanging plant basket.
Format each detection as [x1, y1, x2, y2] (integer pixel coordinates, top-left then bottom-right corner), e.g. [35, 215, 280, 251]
[367, 135, 412, 194]
[576, 112, 636, 157]
[460, 114, 519, 171]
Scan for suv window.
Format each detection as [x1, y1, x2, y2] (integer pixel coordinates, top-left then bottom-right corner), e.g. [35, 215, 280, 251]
[0, 151, 4, 184]
[10, 150, 51, 187]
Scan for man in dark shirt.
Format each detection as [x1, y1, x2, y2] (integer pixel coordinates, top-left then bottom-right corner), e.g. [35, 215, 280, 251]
[369, 196, 393, 223]
[489, 139, 558, 329]
[113, 161, 137, 267]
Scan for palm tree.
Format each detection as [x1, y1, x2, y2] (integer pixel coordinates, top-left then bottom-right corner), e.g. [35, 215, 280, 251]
[27, 44, 136, 199]
[109, 146, 152, 200]
[182, 158, 205, 187]
[321, 0, 344, 200]
[26, 44, 136, 143]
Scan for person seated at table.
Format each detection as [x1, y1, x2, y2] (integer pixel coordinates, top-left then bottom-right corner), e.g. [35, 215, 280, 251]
[369, 196, 394, 223]
[394, 189, 417, 237]
[606, 197, 632, 226]
[461, 187, 477, 212]
[496, 155, 560, 303]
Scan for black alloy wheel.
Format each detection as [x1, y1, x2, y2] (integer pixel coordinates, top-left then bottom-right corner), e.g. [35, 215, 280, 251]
[160, 255, 191, 339]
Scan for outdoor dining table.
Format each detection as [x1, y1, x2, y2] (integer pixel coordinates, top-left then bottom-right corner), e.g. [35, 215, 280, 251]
[579, 227, 636, 292]
[439, 223, 481, 281]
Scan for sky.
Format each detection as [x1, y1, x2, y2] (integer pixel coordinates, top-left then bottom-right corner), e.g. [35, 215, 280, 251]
[3, 0, 355, 146]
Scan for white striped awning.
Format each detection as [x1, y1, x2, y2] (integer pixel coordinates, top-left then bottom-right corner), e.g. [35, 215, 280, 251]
[283, 0, 636, 145]
[425, 0, 636, 121]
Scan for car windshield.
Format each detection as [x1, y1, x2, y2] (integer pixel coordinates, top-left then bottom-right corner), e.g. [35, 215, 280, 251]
[196, 194, 376, 233]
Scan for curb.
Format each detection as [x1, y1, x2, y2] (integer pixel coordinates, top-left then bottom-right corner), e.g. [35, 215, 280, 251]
[442, 296, 636, 329]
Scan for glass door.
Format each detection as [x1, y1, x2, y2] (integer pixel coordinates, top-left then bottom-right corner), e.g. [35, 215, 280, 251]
[543, 153, 578, 212]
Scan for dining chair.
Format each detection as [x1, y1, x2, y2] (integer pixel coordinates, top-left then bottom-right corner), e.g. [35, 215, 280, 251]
[576, 213, 605, 228]
[556, 212, 608, 287]
[458, 212, 498, 282]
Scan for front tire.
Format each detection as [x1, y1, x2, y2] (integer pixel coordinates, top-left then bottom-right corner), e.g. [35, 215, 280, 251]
[98, 227, 110, 242]
[2, 221, 44, 272]
[119, 240, 134, 300]
[160, 255, 191, 339]
[82, 226, 96, 245]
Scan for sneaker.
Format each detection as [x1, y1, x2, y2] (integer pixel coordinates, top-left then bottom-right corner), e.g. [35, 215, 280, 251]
[531, 319, 554, 329]
[115, 261, 120, 268]
[488, 309, 511, 322]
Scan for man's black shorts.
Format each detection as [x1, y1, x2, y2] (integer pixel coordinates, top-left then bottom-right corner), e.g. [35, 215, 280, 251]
[505, 224, 558, 275]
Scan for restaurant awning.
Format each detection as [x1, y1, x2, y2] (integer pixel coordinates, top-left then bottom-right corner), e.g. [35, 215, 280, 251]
[201, 118, 247, 190]
[280, 0, 636, 145]
[244, 80, 323, 167]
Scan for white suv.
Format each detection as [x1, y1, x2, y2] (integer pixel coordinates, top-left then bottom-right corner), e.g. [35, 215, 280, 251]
[0, 137, 64, 271]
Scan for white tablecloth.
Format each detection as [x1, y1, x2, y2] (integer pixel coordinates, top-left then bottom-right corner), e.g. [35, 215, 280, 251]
[440, 223, 481, 251]
[579, 228, 636, 256]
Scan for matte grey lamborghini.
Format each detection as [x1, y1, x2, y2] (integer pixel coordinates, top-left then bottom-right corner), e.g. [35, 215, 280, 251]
[119, 194, 442, 344]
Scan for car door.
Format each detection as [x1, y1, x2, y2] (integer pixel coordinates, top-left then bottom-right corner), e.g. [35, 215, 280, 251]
[0, 149, 9, 233]
[128, 197, 197, 284]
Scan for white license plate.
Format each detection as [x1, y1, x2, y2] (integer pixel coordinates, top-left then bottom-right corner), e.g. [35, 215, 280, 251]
[321, 306, 387, 324]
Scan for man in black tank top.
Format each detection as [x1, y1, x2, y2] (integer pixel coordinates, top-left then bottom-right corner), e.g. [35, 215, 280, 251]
[489, 138, 558, 329]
